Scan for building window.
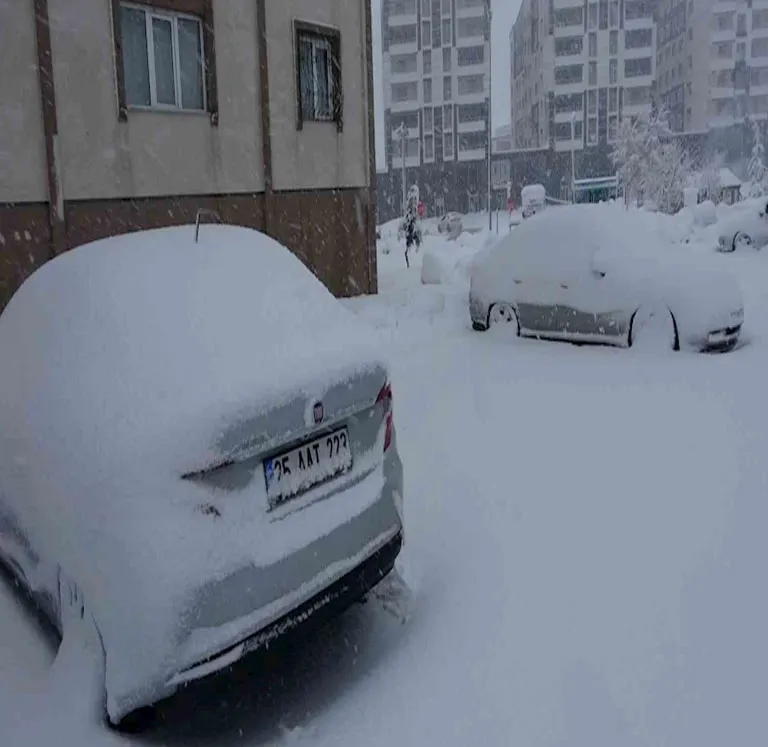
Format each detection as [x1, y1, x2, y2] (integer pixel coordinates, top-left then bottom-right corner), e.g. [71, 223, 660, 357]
[554, 64, 583, 84]
[608, 115, 618, 142]
[588, 117, 597, 144]
[609, 0, 619, 28]
[424, 134, 434, 160]
[609, 59, 617, 84]
[444, 103, 453, 129]
[296, 22, 342, 130]
[424, 77, 433, 103]
[443, 47, 452, 71]
[457, 45, 484, 66]
[422, 21, 431, 47]
[588, 32, 597, 57]
[424, 106, 433, 131]
[457, 74, 484, 95]
[555, 122, 572, 141]
[609, 86, 618, 111]
[119, 3, 206, 113]
[443, 132, 453, 158]
[423, 49, 432, 74]
[588, 3, 598, 30]
[589, 61, 597, 85]
[625, 28, 653, 50]
[609, 30, 618, 56]
[442, 19, 452, 44]
[390, 24, 417, 45]
[624, 57, 652, 78]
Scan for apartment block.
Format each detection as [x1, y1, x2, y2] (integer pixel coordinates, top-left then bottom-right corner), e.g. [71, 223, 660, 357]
[510, 0, 656, 152]
[656, 0, 768, 133]
[381, 0, 490, 174]
[0, 0, 378, 310]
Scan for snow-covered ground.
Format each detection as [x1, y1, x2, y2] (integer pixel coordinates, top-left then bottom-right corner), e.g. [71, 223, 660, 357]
[2, 205, 768, 746]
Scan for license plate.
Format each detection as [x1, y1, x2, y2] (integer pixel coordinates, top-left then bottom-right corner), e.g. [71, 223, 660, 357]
[264, 427, 352, 508]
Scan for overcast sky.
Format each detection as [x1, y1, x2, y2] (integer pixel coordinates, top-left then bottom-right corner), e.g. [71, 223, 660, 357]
[371, 0, 522, 165]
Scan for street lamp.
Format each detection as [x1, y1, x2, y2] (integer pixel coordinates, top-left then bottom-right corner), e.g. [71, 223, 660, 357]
[570, 111, 577, 203]
[485, 0, 493, 231]
[394, 122, 408, 216]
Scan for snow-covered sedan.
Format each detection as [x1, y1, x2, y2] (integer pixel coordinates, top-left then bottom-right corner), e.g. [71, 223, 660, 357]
[437, 212, 464, 240]
[716, 198, 768, 252]
[0, 226, 404, 728]
[470, 205, 744, 353]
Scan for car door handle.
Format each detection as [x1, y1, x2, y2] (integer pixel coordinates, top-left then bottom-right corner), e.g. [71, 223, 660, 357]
[513, 279, 522, 285]
[560, 283, 568, 289]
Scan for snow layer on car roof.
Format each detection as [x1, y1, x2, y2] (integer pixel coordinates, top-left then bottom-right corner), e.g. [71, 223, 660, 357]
[0, 225, 382, 467]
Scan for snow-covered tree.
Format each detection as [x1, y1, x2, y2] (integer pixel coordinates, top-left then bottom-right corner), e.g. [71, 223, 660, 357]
[646, 139, 691, 214]
[746, 119, 768, 197]
[611, 108, 687, 212]
[699, 152, 725, 203]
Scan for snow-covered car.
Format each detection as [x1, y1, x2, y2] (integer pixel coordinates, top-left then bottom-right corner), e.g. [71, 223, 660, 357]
[716, 198, 768, 252]
[437, 212, 464, 240]
[469, 205, 744, 353]
[0, 225, 404, 728]
[521, 184, 546, 219]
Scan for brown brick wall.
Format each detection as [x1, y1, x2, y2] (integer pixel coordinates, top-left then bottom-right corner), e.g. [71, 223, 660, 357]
[0, 188, 372, 312]
[0, 204, 54, 312]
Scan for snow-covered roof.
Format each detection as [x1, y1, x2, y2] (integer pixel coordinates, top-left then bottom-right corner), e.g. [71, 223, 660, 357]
[719, 168, 741, 188]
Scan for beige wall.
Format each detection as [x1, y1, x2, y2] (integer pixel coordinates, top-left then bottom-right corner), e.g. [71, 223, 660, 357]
[47, 0, 265, 200]
[265, 0, 370, 191]
[0, 1, 47, 202]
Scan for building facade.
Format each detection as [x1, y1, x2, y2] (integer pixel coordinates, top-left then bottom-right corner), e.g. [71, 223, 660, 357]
[510, 0, 656, 153]
[0, 0, 377, 312]
[380, 0, 491, 216]
[656, 0, 768, 133]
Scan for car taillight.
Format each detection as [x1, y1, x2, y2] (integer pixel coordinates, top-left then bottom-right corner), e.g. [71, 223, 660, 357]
[376, 381, 394, 451]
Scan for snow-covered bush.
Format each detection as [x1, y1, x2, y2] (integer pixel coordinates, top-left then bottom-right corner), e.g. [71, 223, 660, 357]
[612, 108, 689, 213]
[744, 119, 768, 198]
[694, 200, 717, 227]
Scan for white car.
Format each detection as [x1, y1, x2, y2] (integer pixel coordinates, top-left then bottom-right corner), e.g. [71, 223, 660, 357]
[0, 225, 404, 729]
[470, 205, 744, 353]
[716, 198, 768, 252]
[437, 212, 464, 240]
[521, 184, 546, 219]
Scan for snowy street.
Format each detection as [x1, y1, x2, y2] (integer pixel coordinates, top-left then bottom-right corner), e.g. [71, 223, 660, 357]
[2, 211, 768, 746]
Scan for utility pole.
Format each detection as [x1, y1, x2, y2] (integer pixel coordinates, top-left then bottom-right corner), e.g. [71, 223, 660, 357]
[570, 111, 577, 202]
[485, 0, 493, 231]
[394, 122, 408, 215]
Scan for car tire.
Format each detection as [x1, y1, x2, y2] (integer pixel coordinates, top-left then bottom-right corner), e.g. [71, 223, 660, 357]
[629, 306, 679, 351]
[111, 706, 158, 734]
[472, 321, 488, 332]
[733, 232, 753, 251]
[487, 303, 520, 336]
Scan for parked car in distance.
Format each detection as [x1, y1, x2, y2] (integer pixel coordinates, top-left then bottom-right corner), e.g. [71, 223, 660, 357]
[470, 205, 744, 353]
[437, 212, 464, 240]
[0, 225, 404, 729]
[521, 184, 546, 219]
[717, 198, 768, 252]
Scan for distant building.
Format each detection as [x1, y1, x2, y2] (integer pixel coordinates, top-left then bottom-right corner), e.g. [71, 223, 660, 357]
[0, 0, 377, 311]
[380, 0, 492, 217]
[656, 0, 768, 133]
[510, 0, 656, 152]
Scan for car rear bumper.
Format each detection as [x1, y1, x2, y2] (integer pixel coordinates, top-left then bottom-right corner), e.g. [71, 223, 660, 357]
[107, 448, 404, 724]
[170, 529, 402, 685]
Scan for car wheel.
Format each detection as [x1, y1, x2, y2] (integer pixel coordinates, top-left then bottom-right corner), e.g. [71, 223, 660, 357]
[472, 321, 488, 332]
[629, 307, 678, 352]
[488, 303, 520, 336]
[111, 706, 158, 734]
[733, 232, 753, 251]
